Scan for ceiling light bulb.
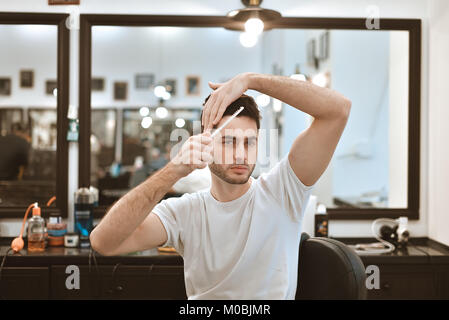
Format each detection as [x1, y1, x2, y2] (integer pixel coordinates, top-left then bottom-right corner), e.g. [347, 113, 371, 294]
[175, 118, 185, 128]
[141, 116, 152, 129]
[156, 106, 168, 119]
[273, 98, 282, 112]
[139, 106, 150, 117]
[290, 74, 307, 81]
[154, 85, 166, 98]
[256, 94, 270, 107]
[312, 73, 328, 88]
[240, 32, 258, 48]
[245, 18, 264, 36]
[162, 91, 171, 101]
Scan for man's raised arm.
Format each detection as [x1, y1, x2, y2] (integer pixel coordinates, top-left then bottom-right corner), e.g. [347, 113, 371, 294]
[248, 73, 351, 187]
[202, 72, 351, 187]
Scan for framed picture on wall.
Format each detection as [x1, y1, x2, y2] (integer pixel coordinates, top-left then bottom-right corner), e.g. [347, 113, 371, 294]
[0, 78, 11, 96]
[45, 80, 57, 96]
[114, 82, 127, 100]
[307, 39, 318, 68]
[135, 73, 154, 90]
[92, 77, 105, 91]
[20, 70, 34, 88]
[165, 78, 177, 96]
[319, 31, 330, 60]
[186, 76, 200, 96]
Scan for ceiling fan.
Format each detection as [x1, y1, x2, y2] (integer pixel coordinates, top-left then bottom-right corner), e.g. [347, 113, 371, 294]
[226, 0, 282, 33]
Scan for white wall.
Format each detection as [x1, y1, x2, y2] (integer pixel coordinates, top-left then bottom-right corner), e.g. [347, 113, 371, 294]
[389, 31, 409, 208]
[0, 0, 433, 242]
[428, 0, 449, 246]
[91, 26, 262, 108]
[0, 25, 57, 107]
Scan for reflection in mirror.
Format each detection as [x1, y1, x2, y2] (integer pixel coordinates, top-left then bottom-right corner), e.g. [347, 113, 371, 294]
[91, 26, 260, 206]
[0, 25, 58, 207]
[268, 29, 409, 209]
[90, 26, 409, 210]
[91, 109, 116, 188]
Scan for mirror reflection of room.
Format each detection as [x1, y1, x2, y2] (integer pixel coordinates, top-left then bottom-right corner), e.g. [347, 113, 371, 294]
[0, 25, 58, 207]
[89, 26, 409, 210]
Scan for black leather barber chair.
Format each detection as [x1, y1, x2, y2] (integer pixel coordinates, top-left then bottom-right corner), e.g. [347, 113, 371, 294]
[296, 232, 367, 300]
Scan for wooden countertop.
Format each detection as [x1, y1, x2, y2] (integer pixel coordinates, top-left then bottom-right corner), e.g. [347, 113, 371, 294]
[0, 240, 182, 267]
[1, 237, 448, 267]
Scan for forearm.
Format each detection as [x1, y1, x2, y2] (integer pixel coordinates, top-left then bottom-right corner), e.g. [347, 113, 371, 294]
[90, 162, 182, 254]
[247, 73, 351, 120]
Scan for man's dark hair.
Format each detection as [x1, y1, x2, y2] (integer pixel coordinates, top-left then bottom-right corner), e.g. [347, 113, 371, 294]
[201, 94, 261, 133]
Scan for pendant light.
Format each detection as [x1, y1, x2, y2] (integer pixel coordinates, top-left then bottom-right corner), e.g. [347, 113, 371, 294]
[226, 0, 282, 32]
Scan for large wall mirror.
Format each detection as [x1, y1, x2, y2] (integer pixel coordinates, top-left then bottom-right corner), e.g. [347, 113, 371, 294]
[0, 13, 69, 217]
[79, 15, 420, 220]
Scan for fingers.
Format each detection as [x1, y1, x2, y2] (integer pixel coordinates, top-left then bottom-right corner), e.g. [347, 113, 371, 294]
[206, 94, 224, 131]
[180, 133, 214, 166]
[190, 133, 212, 146]
[202, 92, 217, 128]
[208, 81, 221, 89]
[212, 98, 229, 126]
[183, 147, 214, 166]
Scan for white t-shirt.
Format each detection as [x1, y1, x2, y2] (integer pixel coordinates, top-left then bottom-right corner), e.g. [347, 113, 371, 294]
[152, 155, 314, 300]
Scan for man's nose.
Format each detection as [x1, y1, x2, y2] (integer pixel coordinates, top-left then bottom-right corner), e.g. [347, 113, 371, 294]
[234, 141, 246, 164]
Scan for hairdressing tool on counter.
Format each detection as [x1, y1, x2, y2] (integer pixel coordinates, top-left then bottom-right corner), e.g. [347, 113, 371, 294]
[10, 202, 36, 253]
[64, 233, 79, 248]
[352, 217, 410, 254]
[1, 197, 55, 285]
[210, 106, 244, 138]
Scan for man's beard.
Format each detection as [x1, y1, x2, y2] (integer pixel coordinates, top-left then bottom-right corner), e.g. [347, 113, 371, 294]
[209, 163, 255, 185]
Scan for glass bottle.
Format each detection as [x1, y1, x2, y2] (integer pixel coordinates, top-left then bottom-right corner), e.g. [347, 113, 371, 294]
[27, 203, 46, 252]
[47, 211, 67, 247]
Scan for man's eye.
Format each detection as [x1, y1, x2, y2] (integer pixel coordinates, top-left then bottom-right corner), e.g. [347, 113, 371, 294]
[246, 139, 257, 146]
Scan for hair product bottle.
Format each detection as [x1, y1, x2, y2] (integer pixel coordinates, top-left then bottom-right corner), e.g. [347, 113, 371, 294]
[74, 188, 94, 248]
[47, 211, 67, 247]
[27, 203, 46, 252]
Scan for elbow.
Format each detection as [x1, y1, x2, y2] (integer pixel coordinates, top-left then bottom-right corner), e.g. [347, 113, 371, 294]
[339, 97, 352, 120]
[90, 230, 114, 256]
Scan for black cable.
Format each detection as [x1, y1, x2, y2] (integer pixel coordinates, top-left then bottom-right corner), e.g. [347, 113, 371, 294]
[89, 248, 101, 298]
[0, 248, 13, 282]
[0, 248, 14, 300]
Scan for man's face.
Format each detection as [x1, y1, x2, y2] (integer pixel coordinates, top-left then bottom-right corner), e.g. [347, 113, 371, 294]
[208, 115, 258, 185]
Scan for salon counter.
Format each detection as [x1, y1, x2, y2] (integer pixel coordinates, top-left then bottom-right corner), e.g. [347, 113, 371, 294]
[0, 243, 183, 267]
[0, 239, 185, 299]
[1, 237, 449, 299]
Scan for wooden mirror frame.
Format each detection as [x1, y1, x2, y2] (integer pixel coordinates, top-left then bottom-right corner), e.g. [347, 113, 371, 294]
[0, 12, 69, 218]
[78, 14, 421, 220]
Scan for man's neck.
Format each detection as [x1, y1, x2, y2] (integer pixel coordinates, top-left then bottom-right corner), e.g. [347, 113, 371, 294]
[210, 176, 252, 202]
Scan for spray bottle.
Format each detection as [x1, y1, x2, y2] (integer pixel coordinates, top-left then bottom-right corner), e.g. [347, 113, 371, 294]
[27, 203, 46, 252]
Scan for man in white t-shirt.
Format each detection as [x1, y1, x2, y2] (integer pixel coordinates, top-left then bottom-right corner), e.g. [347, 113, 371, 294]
[90, 72, 351, 299]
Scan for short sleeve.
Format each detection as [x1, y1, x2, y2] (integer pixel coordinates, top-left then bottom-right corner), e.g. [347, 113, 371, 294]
[258, 155, 314, 222]
[152, 193, 194, 256]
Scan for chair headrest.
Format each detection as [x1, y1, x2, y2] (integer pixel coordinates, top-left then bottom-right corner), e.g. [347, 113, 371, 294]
[297, 233, 367, 300]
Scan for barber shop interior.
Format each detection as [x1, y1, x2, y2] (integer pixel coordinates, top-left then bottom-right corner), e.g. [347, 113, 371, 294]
[0, 0, 448, 306]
